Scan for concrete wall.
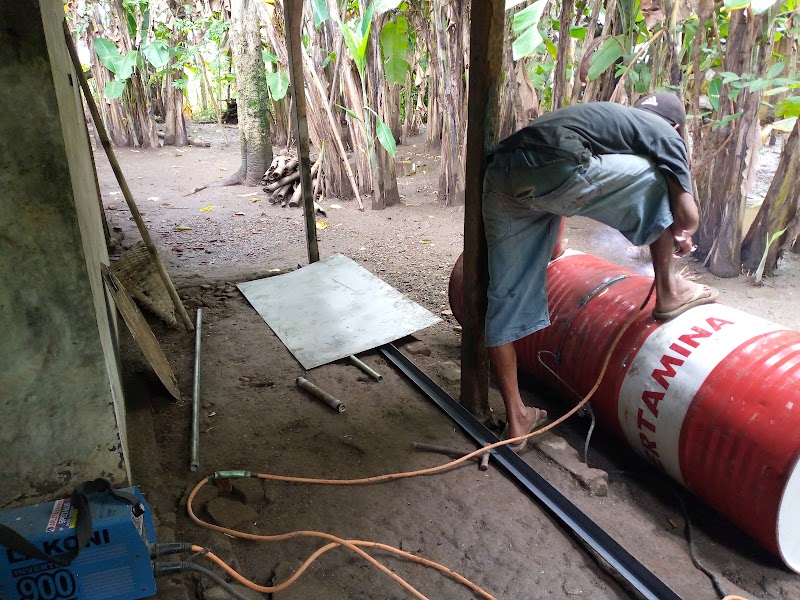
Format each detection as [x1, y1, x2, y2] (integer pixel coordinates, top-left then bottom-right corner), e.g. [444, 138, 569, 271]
[0, 0, 129, 506]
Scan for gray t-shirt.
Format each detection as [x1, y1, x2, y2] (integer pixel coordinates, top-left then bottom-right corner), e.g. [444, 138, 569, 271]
[495, 102, 693, 194]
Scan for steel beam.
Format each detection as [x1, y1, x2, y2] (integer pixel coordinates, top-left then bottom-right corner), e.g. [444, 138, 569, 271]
[380, 343, 684, 600]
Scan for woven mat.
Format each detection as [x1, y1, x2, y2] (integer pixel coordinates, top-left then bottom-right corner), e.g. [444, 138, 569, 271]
[110, 241, 177, 327]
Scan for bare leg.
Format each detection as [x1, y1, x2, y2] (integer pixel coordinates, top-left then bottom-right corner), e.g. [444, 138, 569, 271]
[488, 343, 547, 438]
[550, 217, 567, 260]
[650, 227, 714, 314]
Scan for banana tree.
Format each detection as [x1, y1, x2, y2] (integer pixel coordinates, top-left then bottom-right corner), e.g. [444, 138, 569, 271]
[694, 0, 782, 276]
[334, 0, 403, 208]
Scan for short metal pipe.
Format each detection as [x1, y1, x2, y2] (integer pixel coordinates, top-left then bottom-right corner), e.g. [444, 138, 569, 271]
[348, 354, 383, 381]
[296, 377, 346, 413]
[412, 441, 487, 468]
[190, 308, 202, 472]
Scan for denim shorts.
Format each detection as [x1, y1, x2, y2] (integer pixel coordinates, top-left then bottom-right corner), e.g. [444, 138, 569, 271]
[482, 149, 674, 347]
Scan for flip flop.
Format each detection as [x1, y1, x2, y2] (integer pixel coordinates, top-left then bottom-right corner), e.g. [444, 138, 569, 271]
[652, 285, 719, 321]
[501, 408, 548, 453]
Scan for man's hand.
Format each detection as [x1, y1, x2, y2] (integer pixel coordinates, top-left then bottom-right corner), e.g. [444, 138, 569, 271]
[665, 176, 699, 241]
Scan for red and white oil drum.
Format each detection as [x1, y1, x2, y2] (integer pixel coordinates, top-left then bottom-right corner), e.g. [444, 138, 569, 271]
[448, 251, 800, 571]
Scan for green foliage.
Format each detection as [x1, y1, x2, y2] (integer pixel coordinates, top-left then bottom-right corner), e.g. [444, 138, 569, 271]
[337, 104, 364, 122]
[105, 80, 127, 99]
[709, 77, 722, 111]
[724, 0, 780, 13]
[712, 110, 743, 130]
[366, 107, 397, 156]
[142, 40, 171, 70]
[311, 0, 330, 27]
[266, 70, 290, 101]
[94, 38, 141, 99]
[569, 26, 587, 40]
[754, 228, 787, 283]
[375, 115, 396, 156]
[340, 4, 374, 79]
[373, 0, 405, 14]
[588, 36, 625, 81]
[776, 97, 800, 118]
[380, 16, 411, 85]
[94, 38, 126, 74]
[511, 0, 547, 60]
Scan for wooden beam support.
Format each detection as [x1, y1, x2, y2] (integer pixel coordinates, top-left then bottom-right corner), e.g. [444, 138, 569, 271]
[460, 1, 506, 418]
[284, 0, 320, 264]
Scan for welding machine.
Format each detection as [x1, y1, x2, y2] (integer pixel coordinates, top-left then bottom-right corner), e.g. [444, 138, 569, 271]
[0, 483, 157, 600]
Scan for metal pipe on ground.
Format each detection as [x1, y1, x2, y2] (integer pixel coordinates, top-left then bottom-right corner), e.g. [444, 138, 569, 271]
[190, 308, 203, 472]
[348, 355, 383, 381]
[296, 377, 345, 413]
[412, 442, 490, 470]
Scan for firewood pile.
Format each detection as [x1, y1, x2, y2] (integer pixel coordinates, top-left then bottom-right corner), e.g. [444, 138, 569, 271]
[262, 151, 325, 213]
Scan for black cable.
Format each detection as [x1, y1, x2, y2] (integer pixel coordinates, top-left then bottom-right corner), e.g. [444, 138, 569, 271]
[576, 390, 729, 599]
[150, 542, 194, 557]
[582, 404, 596, 466]
[673, 491, 729, 599]
[153, 561, 252, 600]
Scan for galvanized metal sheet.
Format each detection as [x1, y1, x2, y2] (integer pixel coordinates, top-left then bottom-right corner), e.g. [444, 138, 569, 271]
[237, 253, 441, 369]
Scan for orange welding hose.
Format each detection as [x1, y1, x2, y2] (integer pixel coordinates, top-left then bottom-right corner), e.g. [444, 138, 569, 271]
[187, 480, 495, 599]
[186, 301, 646, 598]
[193, 541, 494, 599]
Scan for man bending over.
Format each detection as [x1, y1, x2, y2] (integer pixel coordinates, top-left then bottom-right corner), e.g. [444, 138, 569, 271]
[482, 93, 718, 451]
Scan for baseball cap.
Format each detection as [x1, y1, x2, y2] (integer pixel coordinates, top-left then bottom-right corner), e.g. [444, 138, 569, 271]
[634, 93, 686, 138]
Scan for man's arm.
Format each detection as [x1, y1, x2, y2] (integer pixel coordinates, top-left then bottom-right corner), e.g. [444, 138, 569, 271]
[665, 175, 698, 257]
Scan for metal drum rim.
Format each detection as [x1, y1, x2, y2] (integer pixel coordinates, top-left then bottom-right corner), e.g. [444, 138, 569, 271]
[778, 449, 800, 573]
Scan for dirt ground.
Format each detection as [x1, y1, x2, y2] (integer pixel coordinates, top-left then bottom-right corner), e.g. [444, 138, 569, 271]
[97, 122, 800, 600]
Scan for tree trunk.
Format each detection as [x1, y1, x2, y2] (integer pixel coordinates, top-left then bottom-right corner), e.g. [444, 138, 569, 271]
[426, 2, 443, 148]
[88, 40, 130, 147]
[229, 0, 272, 185]
[271, 97, 292, 147]
[741, 122, 800, 274]
[552, 0, 575, 109]
[694, 8, 773, 276]
[388, 83, 402, 142]
[368, 12, 400, 209]
[163, 1, 189, 146]
[583, 0, 618, 102]
[571, 0, 603, 104]
[260, 0, 293, 149]
[437, 0, 469, 206]
[109, 0, 158, 148]
[497, 13, 517, 140]
[342, 65, 372, 193]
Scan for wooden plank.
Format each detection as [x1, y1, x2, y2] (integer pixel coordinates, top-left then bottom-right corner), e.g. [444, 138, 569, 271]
[284, 0, 320, 264]
[460, 1, 506, 417]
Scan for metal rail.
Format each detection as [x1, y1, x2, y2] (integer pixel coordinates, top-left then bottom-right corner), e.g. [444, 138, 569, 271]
[380, 343, 684, 600]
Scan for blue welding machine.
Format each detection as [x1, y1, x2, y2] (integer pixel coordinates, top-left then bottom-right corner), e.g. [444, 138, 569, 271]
[0, 485, 157, 600]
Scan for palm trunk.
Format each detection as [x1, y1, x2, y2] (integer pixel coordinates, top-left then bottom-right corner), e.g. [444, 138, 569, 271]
[109, 0, 158, 148]
[741, 121, 800, 274]
[552, 0, 575, 109]
[437, 0, 469, 206]
[368, 12, 400, 209]
[426, 2, 443, 147]
[228, 0, 272, 185]
[694, 7, 774, 276]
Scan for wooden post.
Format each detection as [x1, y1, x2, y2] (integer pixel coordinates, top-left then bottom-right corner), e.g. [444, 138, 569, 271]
[460, 1, 506, 418]
[284, 0, 320, 264]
